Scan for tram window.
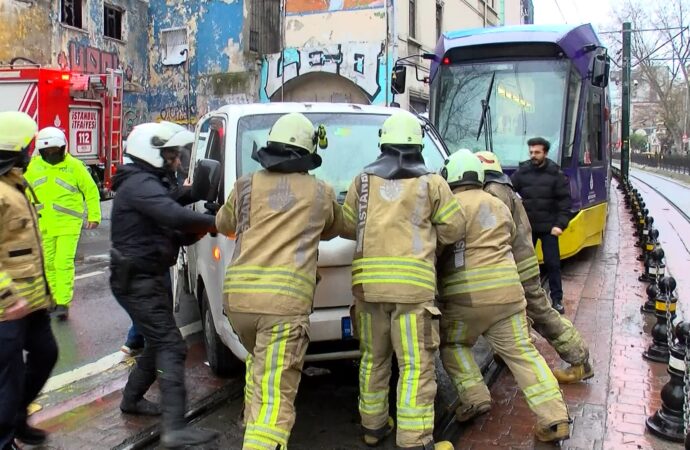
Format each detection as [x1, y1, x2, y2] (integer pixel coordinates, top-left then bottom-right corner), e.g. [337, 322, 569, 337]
[580, 87, 603, 166]
[562, 69, 582, 166]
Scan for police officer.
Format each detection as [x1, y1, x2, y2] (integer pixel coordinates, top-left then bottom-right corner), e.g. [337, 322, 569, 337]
[0, 112, 58, 450]
[476, 151, 593, 383]
[110, 121, 219, 448]
[437, 149, 570, 443]
[341, 111, 463, 450]
[216, 113, 341, 450]
[24, 127, 101, 320]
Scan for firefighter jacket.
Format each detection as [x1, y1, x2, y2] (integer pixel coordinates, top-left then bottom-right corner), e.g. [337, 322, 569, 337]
[341, 173, 465, 303]
[0, 168, 52, 320]
[484, 181, 541, 283]
[216, 170, 342, 316]
[25, 154, 101, 236]
[437, 186, 525, 308]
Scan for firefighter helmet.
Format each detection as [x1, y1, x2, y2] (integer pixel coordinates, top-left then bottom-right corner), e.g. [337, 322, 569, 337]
[35, 127, 67, 151]
[125, 121, 190, 169]
[442, 148, 484, 186]
[475, 151, 503, 173]
[0, 111, 37, 152]
[379, 111, 424, 147]
[267, 113, 327, 154]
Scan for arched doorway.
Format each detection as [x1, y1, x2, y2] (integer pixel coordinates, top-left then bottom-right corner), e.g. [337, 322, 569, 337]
[270, 72, 370, 104]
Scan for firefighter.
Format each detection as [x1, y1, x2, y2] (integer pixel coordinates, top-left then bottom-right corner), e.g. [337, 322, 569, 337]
[0, 112, 58, 450]
[110, 122, 219, 448]
[24, 127, 101, 320]
[437, 149, 570, 443]
[341, 111, 463, 450]
[215, 112, 341, 450]
[476, 151, 593, 383]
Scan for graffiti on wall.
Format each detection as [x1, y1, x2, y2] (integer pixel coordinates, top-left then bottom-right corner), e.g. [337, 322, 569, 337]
[260, 42, 388, 103]
[286, 0, 383, 14]
[57, 42, 120, 75]
[156, 101, 197, 126]
[124, 107, 147, 139]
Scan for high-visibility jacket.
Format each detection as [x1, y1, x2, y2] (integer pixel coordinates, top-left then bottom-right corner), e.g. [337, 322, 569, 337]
[24, 154, 101, 235]
[437, 186, 524, 308]
[341, 173, 465, 303]
[484, 181, 540, 282]
[0, 168, 52, 319]
[216, 170, 342, 316]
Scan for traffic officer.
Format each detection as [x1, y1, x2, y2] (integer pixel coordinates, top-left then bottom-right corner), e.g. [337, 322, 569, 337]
[437, 149, 570, 443]
[110, 122, 219, 448]
[476, 151, 593, 383]
[341, 111, 462, 450]
[216, 112, 341, 450]
[0, 112, 58, 450]
[24, 127, 101, 320]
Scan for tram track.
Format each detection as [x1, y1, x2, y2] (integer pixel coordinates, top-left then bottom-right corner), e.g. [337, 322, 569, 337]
[629, 171, 690, 224]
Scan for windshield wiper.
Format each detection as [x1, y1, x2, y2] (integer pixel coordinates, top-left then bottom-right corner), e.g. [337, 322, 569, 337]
[476, 71, 496, 152]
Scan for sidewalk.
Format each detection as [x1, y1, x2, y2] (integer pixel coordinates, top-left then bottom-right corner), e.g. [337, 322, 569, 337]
[454, 180, 683, 450]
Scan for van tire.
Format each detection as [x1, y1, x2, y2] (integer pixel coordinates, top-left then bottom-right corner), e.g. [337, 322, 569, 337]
[201, 290, 242, 377]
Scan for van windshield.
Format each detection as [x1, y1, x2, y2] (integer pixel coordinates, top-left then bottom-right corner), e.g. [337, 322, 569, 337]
[236, 113, 447, 194]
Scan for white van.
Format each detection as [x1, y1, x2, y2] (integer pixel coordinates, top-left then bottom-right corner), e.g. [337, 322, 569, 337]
[181, 102, 451, 376]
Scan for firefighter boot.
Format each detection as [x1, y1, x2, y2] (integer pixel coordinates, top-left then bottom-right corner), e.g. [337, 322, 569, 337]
[363, 416, 394, 447]
[553, 361, 594, 384]
[160, 426, 220, 449]
[455, 401, 491, 422]
[535, 421, 571, 443]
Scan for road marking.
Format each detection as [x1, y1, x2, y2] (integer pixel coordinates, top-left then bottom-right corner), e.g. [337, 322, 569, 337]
[42, 320, 202, 394]
[75, 270, 105, 281]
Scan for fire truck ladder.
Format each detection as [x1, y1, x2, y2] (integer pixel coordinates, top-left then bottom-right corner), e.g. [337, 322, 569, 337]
[104, 68, 124, 196]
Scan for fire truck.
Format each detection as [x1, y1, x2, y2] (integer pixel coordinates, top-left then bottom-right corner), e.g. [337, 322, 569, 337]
[0, 64, 124, 199]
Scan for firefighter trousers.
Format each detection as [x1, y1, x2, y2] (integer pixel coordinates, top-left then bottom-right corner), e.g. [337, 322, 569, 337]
[439, 302, 569, 429]
[352, 299, 441, 448]
[228, 312, 310, 450]
[523, 275, 589, 366]
[42, 233, 80, 306]
[0, 310, 58, 448]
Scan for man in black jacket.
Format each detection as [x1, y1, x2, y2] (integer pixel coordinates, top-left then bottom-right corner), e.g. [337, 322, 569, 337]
[511, 137, 571, 314]
[110, 122, 219, 448]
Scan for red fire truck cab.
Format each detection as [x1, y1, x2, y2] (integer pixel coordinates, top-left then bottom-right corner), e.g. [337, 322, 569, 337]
[0, 65, 124, 199]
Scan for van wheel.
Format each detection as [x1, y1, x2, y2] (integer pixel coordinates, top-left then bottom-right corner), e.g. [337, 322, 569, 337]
[201, 291, 242, 377]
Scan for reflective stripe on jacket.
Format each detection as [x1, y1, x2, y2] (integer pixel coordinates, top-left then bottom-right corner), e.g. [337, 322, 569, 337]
[341, 173, 465, 303]
[24, 154, 101, 235]
[0, 169, 52, 319]
[216, 170, 342, 316]
[438, 187, 524, 308]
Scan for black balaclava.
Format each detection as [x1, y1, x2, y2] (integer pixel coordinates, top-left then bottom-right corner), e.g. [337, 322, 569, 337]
[252, 142, 322, 173]
[39, 146, 67, 165]
[0, 147, 31, 176]
[363, 144, 431, 180]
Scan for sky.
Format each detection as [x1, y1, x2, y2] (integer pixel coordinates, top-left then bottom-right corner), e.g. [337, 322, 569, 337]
[533, 0, 615, 31]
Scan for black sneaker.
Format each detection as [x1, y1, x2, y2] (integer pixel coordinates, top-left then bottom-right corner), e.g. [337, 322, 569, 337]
[52, 305, 69, 321]
[15, 423, 48, 445]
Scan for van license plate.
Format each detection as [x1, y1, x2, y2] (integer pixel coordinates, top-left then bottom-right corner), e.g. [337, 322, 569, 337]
[341, 317, 353, 339]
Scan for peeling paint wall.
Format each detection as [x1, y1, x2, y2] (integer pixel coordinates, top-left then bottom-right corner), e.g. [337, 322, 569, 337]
[148, 0, 256, 124]
[0, 1, 52, 65]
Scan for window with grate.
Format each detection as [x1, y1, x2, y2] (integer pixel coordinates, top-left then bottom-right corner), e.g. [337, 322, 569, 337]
[61, 0, 83, 29]
[409, 0, 416, 39]
[162, 28, 189, 65]
[250, 0, 281, 54]
[436, 3, 442, 41]
[104, 5, 123, 40]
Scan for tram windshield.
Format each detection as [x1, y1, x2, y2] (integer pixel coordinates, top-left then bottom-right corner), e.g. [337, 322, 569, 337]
[432, 59, 571, 167]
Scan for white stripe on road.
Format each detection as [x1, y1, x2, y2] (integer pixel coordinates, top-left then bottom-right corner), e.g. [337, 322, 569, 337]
[74, 270, 105, 281]
[42, 320, 203, 394]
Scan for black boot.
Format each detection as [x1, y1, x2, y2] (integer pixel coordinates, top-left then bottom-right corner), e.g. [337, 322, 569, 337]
[552, 299, 565, 315]
[120, 397, 161, 416]
[15, 423, 48, 445]
[160, 426, 220, 448]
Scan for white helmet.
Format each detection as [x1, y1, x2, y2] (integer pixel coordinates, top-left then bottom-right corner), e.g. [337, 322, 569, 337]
[36, 127, 67, 150]
[125, 121, 191, 169]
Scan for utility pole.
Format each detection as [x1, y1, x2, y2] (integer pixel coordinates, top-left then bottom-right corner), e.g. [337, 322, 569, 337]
[621, 22, 632, 181]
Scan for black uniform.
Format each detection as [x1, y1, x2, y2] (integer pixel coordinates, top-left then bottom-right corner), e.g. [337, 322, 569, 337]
[109, 163, 214, 431]
[510, 158, 572, 304]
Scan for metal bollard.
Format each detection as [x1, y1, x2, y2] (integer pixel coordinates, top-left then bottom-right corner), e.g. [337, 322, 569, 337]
[642, 278, 661, 314]
[647, 321, 690, 443]
[634, 208, 649, 241]
[640, 244, 665, 283]
[637, 217, 655, 260]
[643, 277, 677, 363]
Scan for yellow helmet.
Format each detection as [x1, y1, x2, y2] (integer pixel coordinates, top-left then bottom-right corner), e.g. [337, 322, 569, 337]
[267, 112, 327, 154]
[379, 111, 424, 147]
[0, 111, 38, 152]
[475, 151, 503, 173]
[442, 148, 484, 186]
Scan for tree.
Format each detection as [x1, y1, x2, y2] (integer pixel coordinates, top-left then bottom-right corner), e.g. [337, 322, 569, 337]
[630, 132, 648, 151]
[606, 0, 690, 153]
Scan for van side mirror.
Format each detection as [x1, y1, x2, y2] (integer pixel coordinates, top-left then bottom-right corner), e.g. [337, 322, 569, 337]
[592, 52, 610, 88]
[191, 158, 221, 204]
[391, 65, 407, 94]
